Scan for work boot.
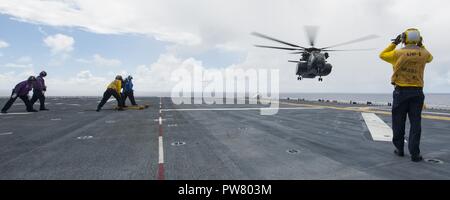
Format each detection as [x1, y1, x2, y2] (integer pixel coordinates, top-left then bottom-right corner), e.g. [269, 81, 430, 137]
[27, 109, 38, 112]
[411, 155, 423, 162]
[40, 108, 50, 111]
[117, 107, 124, 111]
[394, 149, 404, 157]
[1, 110, 6, 114]
[96, 107, 101, 112]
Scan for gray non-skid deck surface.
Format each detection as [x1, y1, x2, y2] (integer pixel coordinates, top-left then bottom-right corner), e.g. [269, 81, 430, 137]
[0, 97, 159, 179]
[0, 97, 449, 179]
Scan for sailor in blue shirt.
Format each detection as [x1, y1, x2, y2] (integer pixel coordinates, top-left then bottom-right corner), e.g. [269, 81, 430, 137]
[121, 75, 138, 107]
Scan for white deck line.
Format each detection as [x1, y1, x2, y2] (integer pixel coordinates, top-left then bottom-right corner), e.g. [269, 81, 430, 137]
[0, 132, 13, 136]
[161, 107, 321, 112]
[362, 112, 393, 142]
[0, 112, 32, 115]
[158, 137, 164, 164]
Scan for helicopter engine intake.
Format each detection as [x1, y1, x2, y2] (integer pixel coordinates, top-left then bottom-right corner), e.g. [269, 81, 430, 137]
[318, 63, 332, 76]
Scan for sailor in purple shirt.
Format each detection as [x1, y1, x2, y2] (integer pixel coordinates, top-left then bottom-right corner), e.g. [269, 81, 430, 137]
[1, 76, 38, 113]
[31, 71, 49, 111]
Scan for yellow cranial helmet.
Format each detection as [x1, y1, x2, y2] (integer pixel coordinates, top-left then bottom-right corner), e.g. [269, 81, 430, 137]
[403, 28, 421, 44]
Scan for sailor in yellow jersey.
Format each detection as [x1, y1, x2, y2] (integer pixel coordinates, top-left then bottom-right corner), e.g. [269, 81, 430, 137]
[380, 28, 433, 162]
[96, 75, 124, 112]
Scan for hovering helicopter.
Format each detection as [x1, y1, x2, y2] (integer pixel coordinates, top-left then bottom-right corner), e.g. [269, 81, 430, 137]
[252, 26, 378, 81]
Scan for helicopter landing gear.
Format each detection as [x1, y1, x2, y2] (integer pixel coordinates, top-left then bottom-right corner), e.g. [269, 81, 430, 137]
[318, 77, 323, 82]
[297, 76, 302, 80]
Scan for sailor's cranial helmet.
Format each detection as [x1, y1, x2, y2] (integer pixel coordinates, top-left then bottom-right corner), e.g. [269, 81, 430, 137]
[403, 28, 421, 45]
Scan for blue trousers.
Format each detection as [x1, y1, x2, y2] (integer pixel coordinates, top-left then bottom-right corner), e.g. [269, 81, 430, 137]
[392, 87, 424, 157]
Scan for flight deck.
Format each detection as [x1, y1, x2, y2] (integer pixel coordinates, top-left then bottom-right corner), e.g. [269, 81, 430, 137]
[0, 97, 449, 180]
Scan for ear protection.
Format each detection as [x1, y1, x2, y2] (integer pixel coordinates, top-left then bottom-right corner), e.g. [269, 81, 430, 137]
[401, 32, 406, 43]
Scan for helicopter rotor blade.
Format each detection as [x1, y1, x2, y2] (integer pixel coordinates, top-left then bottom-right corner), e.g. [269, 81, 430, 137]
[290, 51, 305, 54]
[322, 48, 377, 52]
[320, 34, 379, 50]
[305, 26, 319, 47]
[288, 60, 301, 63]
[254, 45, 302, 51]
[251, 32, 307, 49]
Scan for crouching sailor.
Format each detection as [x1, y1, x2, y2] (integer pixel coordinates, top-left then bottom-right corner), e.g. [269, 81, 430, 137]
[1, 76, 39, 113]
[96, 75, 124, 112]
[31, 71, 49, 111]
[122, 75, 138, 107]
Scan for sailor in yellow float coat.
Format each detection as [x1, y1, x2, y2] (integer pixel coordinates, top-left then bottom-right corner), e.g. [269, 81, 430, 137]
[379, 33, 433, 87]
[379, 28, 433, 162]
[96, 75, 124, 111]
[107, 78, 122, 95]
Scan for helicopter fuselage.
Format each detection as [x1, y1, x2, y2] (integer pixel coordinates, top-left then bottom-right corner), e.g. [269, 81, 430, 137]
[296, 51, 332, 81]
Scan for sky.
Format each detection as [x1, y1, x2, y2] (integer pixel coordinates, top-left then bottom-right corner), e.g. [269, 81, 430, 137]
[0, 0, 449, 96]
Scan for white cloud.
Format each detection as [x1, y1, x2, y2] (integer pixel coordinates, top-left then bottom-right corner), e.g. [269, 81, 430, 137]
[0, 0, 449, 93]
[0, 69, 36, 96]
[0, 40, 9, 48]
[45, 70, 108, 96]
[43, 34, 74, 54]
[73, 70, 107, 84]
[134, 54, 203, 92]
[16, 56, 32, 63]
[2, 63, 33, 69]
[76, 54, 122, 67]
[93, 54, 121, 67]
[1, 56, 34, 69]
[0, 0, 202, 46]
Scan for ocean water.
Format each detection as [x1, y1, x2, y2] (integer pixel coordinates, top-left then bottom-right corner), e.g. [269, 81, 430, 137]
[279, 93, 450, 108]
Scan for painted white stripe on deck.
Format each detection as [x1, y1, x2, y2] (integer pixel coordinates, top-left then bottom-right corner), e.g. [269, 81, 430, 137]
[159, 117, 162, 125]
[362, 112, 392, 142]
[0, 132, 13, 136]
[158, 136, 164, 164]
[161, 107, 321, 112]
[97, 99, 116, 103]
[66, 104, 81, 106]
[0, 112, 32, 115]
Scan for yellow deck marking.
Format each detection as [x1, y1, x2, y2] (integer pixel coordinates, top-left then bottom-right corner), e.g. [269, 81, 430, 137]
[280, 101, 450, 122]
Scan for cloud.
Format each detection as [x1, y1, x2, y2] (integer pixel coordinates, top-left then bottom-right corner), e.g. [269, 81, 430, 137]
[0, 0, 449, 93]
[133, 54, 201, 92]
[0, 40, 9, 48]
[76, 54, 122, 67]
[38, 26, 48, 36]
[73, 70, 107, 84]
[43, 34, 74, 54]
[0, 69, 36, 96]
[16, 56, 32, 63]
[2, 63, 33, 69]
[92, 54, 121, 67]
[0, 0, 202, 46]
[1, 56, 34, 69]
[45, 70, 108, 96]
